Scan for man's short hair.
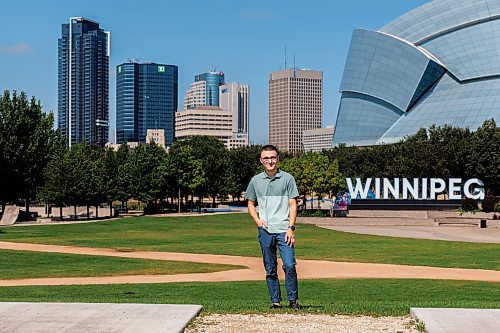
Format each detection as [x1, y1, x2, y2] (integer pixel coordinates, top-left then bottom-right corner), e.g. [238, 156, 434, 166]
[260, 144, 279, 157]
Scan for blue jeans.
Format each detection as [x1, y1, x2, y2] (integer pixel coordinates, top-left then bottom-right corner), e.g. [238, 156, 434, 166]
[258, 227, 298, 303]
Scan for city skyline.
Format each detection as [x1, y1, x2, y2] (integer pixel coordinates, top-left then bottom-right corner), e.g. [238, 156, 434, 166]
[0, 0, 429, 144]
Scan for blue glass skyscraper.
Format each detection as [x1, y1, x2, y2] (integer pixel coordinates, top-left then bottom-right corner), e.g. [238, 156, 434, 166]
[58, 17, 110, 147]
[116, 62, 178, 146]
[194, 70, 225, 106]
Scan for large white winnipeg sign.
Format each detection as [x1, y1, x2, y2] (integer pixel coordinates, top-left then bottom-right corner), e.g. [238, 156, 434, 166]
[346, 178, 485, 200]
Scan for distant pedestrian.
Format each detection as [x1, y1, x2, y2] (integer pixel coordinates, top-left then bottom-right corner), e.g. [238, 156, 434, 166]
[245, 145, 300, 309]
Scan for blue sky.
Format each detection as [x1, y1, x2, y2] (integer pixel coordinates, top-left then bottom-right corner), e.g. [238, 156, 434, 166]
[0, 0, 429, 144]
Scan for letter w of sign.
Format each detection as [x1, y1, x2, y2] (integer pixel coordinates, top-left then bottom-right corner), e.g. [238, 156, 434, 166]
[346, 178, 372, 199]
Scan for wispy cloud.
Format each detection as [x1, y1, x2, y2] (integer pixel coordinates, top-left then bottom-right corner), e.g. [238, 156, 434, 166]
[0, 43, 34, 55]
[240, 9, 275, 20]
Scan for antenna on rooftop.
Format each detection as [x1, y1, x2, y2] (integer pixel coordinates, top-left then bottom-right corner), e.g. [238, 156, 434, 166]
[284, 45, 287, 70]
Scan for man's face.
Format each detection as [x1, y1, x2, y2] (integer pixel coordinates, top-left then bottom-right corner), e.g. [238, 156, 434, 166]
[260, 150, 279, 172]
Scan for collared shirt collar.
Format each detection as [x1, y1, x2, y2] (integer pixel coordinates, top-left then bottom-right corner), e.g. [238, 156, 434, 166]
[262, 169, 282, 179]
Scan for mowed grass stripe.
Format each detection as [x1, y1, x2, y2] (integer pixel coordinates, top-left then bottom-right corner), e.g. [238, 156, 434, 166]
[0, 249, 242, 279]
[0, 279, 498, 315]
[1, 214, 499, 270]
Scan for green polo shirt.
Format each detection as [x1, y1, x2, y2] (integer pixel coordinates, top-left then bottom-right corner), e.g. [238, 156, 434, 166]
[245, 169, 299, 233]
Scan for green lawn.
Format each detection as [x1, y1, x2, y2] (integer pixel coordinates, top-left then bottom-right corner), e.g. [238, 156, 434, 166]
[0, 279, 498, 315]
[0, 249, 240, 279]
[1, 214, 499, 270]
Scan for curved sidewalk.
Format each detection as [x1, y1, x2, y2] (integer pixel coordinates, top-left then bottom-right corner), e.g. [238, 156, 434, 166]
[0, 241, 499, 287]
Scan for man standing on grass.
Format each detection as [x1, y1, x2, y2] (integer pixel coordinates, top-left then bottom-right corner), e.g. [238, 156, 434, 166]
[245, 144, 300, 309]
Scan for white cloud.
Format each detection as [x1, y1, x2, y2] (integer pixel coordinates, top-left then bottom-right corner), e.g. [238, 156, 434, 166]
[0, 43, 34, 55]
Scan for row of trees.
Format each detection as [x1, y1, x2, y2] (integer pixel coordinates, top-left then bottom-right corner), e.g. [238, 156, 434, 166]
[323, 120, 499, 195]
[0, 91, 59, 212]
[1, 90, 499, 216]
[41, 137, 264, 213]
[40, 119, 499, 214]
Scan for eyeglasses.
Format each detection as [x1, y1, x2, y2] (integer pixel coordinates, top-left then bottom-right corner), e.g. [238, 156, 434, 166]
[261, 156, 278, 162]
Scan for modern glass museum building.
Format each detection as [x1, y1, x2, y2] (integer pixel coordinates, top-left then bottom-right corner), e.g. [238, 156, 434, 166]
[333, 0, 500, 146]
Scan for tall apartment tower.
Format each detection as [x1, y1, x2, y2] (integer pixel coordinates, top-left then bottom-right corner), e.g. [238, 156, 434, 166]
[116, 62, 178, 146]
[184, 70, 225, 109]
[268, 69, 323, 153]
[58, 17, 110, 147]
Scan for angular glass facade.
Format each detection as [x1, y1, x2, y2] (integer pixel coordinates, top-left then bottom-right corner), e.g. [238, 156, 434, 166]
[116, 63, 178, 146]
[334, 0, 500, 146]
[58, 18, 109, 147]
[194, 71, 225, 107]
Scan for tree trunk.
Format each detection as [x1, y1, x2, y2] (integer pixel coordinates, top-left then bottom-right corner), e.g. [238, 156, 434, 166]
[178, 188, 181, 213]
[109, 202, 113, 217]
[74, 205, 77, 220]
[212, 196, 216, 207]
[60, 206, 63, 220]
[25, 199, 30, 213]
[96, 206, 99, 218]
[87, 206, 90, 219]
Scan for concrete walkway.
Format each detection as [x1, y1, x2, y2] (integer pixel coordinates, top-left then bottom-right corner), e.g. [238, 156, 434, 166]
[411, 308, 500, 333]
[299, 215, 500, 243]
[0, 241, 499, 286]
[0, 302, 202, 333]
[318, 225, 500, 244]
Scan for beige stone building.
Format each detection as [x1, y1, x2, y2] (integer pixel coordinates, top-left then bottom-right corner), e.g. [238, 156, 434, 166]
[175, 106, 247, 149]
[183, 80, 206, 110]
[146, 129, 166, 149]
[303, 126, 335, 152]
[269, 68, 323, 154]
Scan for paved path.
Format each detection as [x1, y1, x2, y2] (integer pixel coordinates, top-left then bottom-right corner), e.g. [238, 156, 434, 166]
[0, 302, 201, 333]
[411, 308, 500, 333]
[318, 225, 500, 244]
[299, 216, 500, 243]
[0, 241, 499, 286]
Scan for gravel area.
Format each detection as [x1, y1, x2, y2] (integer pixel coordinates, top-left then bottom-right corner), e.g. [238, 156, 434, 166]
[185, 314, 420, 333]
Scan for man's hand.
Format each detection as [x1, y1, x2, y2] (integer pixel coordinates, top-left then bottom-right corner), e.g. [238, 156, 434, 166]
[285, 228, 295, 246]
[248, 200, 267, 228]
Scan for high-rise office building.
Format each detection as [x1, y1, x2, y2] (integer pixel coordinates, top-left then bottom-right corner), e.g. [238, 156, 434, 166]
[219, 82, 249, 143]
[58, 17, 110, 147]
[268, 69, 323, 153]
[116, 62, 178, 146]
[184, 70, 225, 109]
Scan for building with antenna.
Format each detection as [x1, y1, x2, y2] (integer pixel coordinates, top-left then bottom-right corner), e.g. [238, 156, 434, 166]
[268, 68, 323, 153]
[58, 17, 110, 147]
[116, 61, 178, 146]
